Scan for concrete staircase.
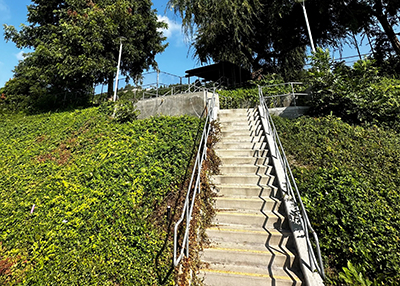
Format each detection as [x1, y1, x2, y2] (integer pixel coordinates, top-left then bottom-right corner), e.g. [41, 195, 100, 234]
[200, 108, 303, 286]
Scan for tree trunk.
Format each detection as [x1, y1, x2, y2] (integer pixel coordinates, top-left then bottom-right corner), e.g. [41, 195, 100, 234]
[374, 0, 400, 56]
[107, 75, 114, 100]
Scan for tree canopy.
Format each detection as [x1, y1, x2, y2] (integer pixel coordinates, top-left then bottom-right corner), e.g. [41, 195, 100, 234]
[168, 0, 400, 78]
[338, 0, 400, 60]
[3, 0, 166, 111]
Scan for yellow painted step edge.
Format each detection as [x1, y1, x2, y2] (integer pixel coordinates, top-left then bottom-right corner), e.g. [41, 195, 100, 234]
[201, 269, 301, 281]
[206, 247, 295, 257]
[216, 211, 281, 217]
[207, 227, 286, 235]
[216, 197, 273, 201]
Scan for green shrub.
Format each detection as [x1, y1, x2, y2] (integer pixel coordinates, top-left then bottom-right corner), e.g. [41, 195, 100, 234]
[218, 74, 309, 109]
[307, 48, 400, 131]
[218, 87, 259, 109]
[274, 115, 400, 285]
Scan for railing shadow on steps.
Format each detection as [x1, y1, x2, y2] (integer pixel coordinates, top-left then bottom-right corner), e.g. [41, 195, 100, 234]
[244, 108, 305, 285]
[258, 84, 325, 284]
[173, 89, 217, 267]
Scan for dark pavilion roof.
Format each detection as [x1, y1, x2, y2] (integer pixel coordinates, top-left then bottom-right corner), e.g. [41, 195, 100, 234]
[185, 61, 251, 87]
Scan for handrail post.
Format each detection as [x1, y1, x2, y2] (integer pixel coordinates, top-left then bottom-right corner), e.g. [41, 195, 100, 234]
[291, 82, 296, 106]
[186, 197, 190, 257]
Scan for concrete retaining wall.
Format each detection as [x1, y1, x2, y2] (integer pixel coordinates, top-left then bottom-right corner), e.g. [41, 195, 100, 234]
[135, 91, 219, 119]
[269, 106, 310, 119]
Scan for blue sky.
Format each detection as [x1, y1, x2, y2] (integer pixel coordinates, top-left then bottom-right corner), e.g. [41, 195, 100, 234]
[0, 0, 200, 89]
[0, 0, 372, 89]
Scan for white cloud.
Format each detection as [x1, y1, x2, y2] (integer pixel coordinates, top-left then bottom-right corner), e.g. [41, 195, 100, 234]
[15, 51, 26, 61]
[157, 15, 182, 39]
[0, 0, 10, 21]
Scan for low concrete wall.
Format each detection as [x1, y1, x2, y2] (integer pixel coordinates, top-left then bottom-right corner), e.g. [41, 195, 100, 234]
[269, 106, 310, 119]
[135, 91, 219, 119]
[135, 92, 205, 119]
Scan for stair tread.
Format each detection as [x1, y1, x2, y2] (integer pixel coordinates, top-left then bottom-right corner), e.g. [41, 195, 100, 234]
[207, 225, 292, 235]
[200, 108, 303, 285]
[203, 246, 295, 257]
[200, 265, 302, 285]
[215, 209, 284, 216]
[201, 267, 301, 280]
[215, 197, 276, 201]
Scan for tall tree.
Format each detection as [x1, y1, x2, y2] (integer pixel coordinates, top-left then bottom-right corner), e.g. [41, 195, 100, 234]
[344, 0, 400, 57]
[3, 0, 166, 109]
[169, 0, 400, 78]
[168, 0, 349, 78]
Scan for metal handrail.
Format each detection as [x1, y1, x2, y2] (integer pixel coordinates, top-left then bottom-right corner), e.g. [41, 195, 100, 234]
[263, 92, 308, 99]
[258, 82, 309, 109]
[259, 85, 325, 279]
[140, 83, 210, 100]
[173, 89, 216, 267]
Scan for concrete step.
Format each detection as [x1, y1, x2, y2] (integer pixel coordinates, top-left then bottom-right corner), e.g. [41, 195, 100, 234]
[219, 113, 259, 122]
[206, 226, 293, 248]
[219, 123, 259, 130]
[206, 237, 293, 255]
[212, 174, 274, 186]
[214, 184, 277, 198]
[219, 120, 260, 129]
[200, 265, 302, 286]
[218, 109, 252, 116]
[219, 137, 265, 145]
[201, 108, 304, 285]
[215, 197, 280, 212]
[220, 131, 251, 138]
[219, 122, 251, 128]
[220, 121, 261, 129]
[218, 134, 266, 144]
[201, 246, 296, 269]
[219, 157, 270, 166]
[213, 210, 285, 229]
[219, 165, 273, 175]
[215, 149, 269, 158]
[219, 121, 251, 127]
[218, 109, 259, 117]
[216, 141, 268, 150]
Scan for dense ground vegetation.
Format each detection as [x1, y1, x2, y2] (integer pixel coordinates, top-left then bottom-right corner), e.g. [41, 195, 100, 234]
[0, 107, 204, 285]
[272, 51, 400, 285]
[307, 48, 400, 132]
[218, 74, 308, 109]
[274, 115, 400, 285]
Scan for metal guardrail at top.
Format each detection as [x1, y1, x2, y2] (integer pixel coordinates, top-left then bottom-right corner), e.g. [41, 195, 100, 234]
[141, 82, 208, 100]
[258, 85, 325, 280]
[173, 90, 217, 267]
[260, 82, 309, 108]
